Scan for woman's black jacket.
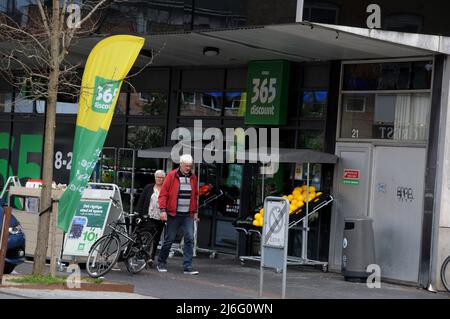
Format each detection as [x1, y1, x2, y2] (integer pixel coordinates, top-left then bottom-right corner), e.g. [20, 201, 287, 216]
[135, 183, 155, 216]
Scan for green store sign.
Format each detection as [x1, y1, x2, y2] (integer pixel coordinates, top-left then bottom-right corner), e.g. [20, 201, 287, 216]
[245, 60, 290, 125]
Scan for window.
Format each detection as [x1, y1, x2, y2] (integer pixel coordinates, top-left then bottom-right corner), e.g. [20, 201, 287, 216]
[298, 129, 325, 151]
[384, 14, 423, 33]
[340, 60, 433, 142]
[129, 92, 168, 116]
[344, 96, 366, 113]
[0, 93, 12, 112]
[14, 94, 35, 113]
[115, 93, 127, 114]
[126, 125, 165, 187]
[300, 91, 327, 118]
[224, 92, 246, 117]
[179, 92, 222, 116]
[127, 125, 164, 150]
[343, 61, 433, 91]
[36, 101, 79, 114]
[303, 1, 339, 24]
[340, 93, 430, 141]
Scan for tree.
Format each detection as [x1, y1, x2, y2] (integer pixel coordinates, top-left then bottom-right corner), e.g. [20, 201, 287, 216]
[0, 0, 154, 275]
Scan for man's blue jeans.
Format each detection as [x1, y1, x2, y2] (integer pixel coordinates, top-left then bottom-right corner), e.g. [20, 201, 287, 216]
[158, 214, 194, 270]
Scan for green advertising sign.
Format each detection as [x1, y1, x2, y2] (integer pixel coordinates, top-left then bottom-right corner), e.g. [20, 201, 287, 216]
[92, 76, 121, 113]
[245, 60, 290, 125]
[63, 200, 111, 256]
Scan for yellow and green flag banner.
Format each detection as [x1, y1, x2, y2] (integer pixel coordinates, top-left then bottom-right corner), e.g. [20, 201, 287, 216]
[58, 35, 144, 232]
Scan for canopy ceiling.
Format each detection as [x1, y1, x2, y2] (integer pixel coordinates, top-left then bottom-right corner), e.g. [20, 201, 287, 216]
[69, 22, 450, 68]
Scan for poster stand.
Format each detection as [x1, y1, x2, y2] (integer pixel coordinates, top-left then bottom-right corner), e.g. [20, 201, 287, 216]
[62, 183, 123, 263]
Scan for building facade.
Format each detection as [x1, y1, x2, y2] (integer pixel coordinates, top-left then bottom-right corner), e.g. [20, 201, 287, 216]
[1, 0, 450, 290]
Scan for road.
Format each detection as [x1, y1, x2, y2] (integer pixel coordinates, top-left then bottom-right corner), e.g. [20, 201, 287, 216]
[6, 253, 450, 299]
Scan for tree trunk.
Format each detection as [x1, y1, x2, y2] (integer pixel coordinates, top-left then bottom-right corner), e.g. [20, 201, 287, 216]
[32, 1, 61, 275]
[32, 69, 60, 275]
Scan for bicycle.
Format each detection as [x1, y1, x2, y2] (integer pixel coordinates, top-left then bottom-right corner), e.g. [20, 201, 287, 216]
[86, 197, 157, 278]
[441, 255, 450, 292]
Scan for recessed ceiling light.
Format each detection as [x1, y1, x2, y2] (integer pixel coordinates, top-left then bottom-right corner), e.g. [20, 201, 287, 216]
[203, 46, 220, 56]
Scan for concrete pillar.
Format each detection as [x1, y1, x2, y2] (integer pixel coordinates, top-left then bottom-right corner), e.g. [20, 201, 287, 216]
[430, 54, 450, 291]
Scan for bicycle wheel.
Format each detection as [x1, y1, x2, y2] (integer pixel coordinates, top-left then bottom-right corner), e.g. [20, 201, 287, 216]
[86, 235, 121, 278]
[125, 230, 155, 274]
[441, 255, 450, 292]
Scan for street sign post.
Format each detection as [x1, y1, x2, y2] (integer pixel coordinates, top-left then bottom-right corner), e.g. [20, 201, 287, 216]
[259, 196, 289, 299]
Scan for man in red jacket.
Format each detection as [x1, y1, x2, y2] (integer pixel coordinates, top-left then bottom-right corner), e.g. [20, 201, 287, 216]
[157, 154, 200, 275]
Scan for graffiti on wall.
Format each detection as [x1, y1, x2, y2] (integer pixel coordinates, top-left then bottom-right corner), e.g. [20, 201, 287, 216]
[397, 186, 414, 202]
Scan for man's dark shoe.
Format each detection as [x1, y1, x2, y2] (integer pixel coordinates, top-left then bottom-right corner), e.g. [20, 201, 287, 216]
[184, 268, 199, 275]
[157, 264, 167, 272]
[145, 259, 154, 269]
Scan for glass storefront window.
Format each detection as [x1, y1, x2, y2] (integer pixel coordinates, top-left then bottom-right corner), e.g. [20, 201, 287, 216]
[127, 125, 164, 150]
[224, 92, 246, 117]
[0, 94, 12, 112]
[179, 92, 222, 116]
[115, 93, 127, 114]
[216, 163, 243, 219]
[297, 163, 322, 192]
[36, 101, 78, 114]
[14, 96, 35, 113]
[340, 93, 431, 141]
[300, 91, 327, 118]
[127, 125, 165, 211]
[279, 129, 297, 148]
[298, 129, 325, 151]
[343, 61, 433, 91]
[129, 92, 168, 116]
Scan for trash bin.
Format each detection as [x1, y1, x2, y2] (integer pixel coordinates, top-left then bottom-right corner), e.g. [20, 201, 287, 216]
[342, 217, 376, 282]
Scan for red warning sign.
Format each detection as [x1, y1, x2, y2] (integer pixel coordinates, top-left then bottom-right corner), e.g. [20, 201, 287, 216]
[343, 169, 360, 179]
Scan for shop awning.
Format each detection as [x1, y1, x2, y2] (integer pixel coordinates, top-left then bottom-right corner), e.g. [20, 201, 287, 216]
[119, 23, 450, 67]
[250, 148, 338, 164]
[138, 146, 338, 164]
[69, 22, 450, 67]
[138, 146, 174, 159]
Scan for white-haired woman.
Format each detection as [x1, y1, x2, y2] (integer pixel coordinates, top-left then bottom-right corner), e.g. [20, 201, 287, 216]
[135, 169, 166, 265]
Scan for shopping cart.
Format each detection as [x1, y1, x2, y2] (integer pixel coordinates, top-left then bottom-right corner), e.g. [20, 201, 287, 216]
[233, 193, 334, 272]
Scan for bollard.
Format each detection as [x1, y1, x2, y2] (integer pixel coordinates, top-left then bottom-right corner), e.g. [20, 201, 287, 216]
[0, 206, 12, 284]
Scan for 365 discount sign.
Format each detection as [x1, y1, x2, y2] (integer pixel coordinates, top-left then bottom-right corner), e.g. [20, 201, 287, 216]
[245, 60, 290, 125]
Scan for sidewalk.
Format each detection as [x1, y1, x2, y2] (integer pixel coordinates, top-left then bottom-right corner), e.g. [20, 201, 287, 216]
[3, 253, 450, 299]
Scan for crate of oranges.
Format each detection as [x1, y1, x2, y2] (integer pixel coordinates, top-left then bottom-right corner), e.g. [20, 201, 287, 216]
[249, 185, 323, 227]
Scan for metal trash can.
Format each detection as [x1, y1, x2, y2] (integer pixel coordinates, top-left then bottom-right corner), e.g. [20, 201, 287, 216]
[342, 217, 376, 282]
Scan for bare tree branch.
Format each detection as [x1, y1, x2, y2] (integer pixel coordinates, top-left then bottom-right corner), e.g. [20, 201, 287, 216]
[36, 0, 52, 39]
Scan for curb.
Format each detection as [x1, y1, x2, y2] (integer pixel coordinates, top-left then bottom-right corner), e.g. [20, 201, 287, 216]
[0, 282, 134, 293]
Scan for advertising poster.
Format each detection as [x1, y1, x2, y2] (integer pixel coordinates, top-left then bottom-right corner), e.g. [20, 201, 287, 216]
[63, 200, 111, 256]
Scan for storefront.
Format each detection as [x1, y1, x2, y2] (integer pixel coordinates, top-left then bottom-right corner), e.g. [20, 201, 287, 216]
[2, 6, 450, 290]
